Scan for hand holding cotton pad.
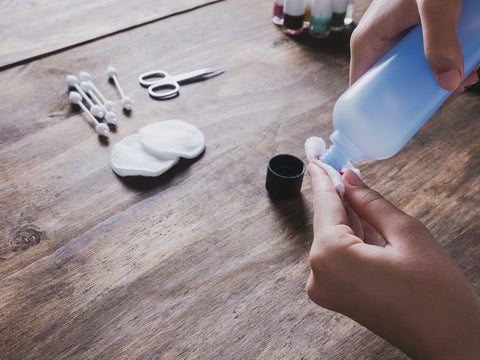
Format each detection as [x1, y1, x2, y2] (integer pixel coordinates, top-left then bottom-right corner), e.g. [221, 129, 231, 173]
[111, 120, 205, 177]
[305, 136, 361, 196]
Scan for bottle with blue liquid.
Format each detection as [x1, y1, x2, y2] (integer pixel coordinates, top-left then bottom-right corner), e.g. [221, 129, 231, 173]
[321, 0, 480, 171]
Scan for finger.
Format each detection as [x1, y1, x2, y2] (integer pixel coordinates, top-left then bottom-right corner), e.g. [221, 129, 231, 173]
[342, 177, 381, 245]
[361, 218, 382, 246]
[444, 65, 480, 104]
[418, 0, 464, 90]
[345, 201, 364, 239]
[342, 170, 417, 245]
[349, 0, 420, 85]
[308, 163, 348, 231]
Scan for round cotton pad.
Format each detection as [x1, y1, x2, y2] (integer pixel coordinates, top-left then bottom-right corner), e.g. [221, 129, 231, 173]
[111, 134, 179, 177]
[139, 120, 205, 159]
[304, 136, 326, 163]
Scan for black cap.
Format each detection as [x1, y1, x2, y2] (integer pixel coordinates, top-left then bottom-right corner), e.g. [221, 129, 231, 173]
[266, 154, 305, 198]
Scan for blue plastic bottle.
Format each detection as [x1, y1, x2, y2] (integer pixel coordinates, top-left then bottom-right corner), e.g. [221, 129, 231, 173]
[322, 0, 480, 171]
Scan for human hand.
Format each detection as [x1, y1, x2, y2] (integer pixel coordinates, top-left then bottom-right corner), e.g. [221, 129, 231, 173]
[349, 0, 479, 102]
[306, 163, 480, 359]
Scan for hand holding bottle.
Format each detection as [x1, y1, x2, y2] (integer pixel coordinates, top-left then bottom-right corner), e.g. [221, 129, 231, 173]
[349, 0, 479, 101]
[318, 0, 480, 171]
[307, 163, 480, 359]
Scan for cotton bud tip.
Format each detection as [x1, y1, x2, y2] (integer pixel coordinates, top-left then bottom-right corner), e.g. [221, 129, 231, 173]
[96, 123, 110, 137]
[91, 105, 105, 118]
[79, 71, 91, 81]
[69, 91, 83, 104]
[105, 111, 118, 125]
[121, 97, 132, 110]
[107, 66, 117, 78]
[66, 75, 79, 87]
[80, 81, 91, 92]
[104, 100, 116, 112]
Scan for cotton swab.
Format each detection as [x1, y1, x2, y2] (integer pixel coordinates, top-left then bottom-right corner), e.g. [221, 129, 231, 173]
[80, 81, 118, 125]
[69, 91, 109, 137]
[79, 71, 116, 112]
[107, 66, 132, 110]
[66, 75, 105, 118]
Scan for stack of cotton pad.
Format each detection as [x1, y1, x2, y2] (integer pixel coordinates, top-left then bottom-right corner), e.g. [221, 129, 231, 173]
[111, 119, 205, 177]
[305, 136, 361, 196]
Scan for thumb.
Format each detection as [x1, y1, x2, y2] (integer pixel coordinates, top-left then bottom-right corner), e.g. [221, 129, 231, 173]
[342, 170, 417, 244]
[418, 0, 464, 91]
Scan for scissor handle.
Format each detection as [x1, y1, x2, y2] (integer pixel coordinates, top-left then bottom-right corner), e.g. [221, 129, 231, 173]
[138, 70, 170, 86]
[139, 70, 181, 99]
[148, 82, 180, 99]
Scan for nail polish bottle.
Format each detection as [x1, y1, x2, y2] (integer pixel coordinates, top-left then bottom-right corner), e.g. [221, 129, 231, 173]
[304, 0, 312, 28]
[344, 0, 354, 27]
[273, 0, 284, 26]
[309, 0, 332, 38]
[282, 0, 307, 35]
[330, 0, 347, 31]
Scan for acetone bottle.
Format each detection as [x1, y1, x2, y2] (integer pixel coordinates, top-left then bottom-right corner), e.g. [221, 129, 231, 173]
[321, 0, 480, 171]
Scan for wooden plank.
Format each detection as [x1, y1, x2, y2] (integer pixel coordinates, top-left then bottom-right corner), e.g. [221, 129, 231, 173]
[0, 0, 479, 359]
[0, 0, 223, 70]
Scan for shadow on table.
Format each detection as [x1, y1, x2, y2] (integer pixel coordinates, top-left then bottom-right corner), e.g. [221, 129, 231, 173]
[115, 151, 205, 192]
[273, 23, 354, 58]
[268, 194, 313, 252]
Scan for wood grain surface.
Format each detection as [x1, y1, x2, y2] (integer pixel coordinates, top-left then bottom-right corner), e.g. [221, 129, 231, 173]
[1, 0, 479, 359]
[0, 0, 223, 70]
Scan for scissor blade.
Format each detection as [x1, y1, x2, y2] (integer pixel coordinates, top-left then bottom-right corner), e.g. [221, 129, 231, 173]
[173, 68, 225, 84]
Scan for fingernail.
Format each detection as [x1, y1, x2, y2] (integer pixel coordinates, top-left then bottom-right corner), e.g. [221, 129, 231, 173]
[344, 170, 364, 186]
[438, 68, 462, 91]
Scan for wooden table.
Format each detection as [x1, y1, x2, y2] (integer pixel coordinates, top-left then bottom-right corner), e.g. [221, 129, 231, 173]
[1, 1, 479, 359]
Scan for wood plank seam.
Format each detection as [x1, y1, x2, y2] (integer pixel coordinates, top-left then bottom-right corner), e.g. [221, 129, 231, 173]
[0, 0, 228, 72]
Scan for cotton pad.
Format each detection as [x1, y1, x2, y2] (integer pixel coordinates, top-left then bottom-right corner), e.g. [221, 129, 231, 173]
[305, 136, 326, 163]
[139, 120, 205, 159]
[111, 134, 178, 177]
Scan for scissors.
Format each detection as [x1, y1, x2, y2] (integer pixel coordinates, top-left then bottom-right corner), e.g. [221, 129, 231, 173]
[138, 68, 225, 100]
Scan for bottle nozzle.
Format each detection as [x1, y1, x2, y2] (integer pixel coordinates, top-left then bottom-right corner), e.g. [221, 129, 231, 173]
[321, 144, 349, 171]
